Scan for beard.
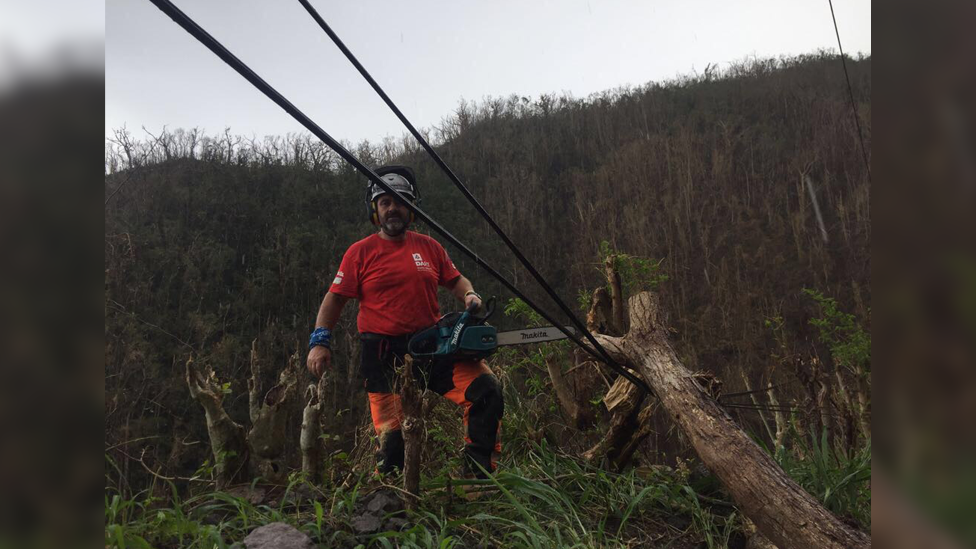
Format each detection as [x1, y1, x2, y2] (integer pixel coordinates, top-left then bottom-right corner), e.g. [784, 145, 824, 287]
[380, 213, 408, 237]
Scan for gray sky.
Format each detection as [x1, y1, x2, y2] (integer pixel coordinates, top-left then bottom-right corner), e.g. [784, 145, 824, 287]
[106, 0, 871, 145]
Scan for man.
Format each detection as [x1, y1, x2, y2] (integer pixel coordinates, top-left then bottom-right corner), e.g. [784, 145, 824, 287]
[306, 165, 503, 478]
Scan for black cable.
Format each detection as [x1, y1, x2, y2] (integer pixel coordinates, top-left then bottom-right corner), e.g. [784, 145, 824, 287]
[144, 0, 652, 394]
[296, 0, 626, 374]
[827, 0, 871, 182]
[718, 381, 793, 400]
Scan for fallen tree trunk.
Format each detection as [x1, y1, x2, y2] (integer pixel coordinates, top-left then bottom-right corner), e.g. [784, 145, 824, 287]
[592, 292, 870, 549]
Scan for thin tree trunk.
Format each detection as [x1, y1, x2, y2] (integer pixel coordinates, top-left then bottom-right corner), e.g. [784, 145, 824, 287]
[546, 355, 593, 430]
[591, 293, 870, 549]
[853, 365, 871, 441]
[767, 385, 788, 451]
[606, 255, 625, 334]
[741, 371, 775, 444]
[400, 355, 423, 509]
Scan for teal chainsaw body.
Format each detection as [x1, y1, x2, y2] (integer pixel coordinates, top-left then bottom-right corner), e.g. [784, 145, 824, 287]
[408, 298, 497, 360]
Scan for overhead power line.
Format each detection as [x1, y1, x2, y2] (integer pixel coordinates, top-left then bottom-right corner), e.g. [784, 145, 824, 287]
[295, 0, 633, 392]
[144, 0, 652, 394]
[827, 0, 871, 181]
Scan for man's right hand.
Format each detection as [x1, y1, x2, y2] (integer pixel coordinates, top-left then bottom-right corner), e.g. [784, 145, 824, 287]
[307, 346, 332, 378]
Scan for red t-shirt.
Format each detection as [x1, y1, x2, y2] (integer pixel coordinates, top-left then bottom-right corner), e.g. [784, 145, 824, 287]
[329, 231, 462, 335]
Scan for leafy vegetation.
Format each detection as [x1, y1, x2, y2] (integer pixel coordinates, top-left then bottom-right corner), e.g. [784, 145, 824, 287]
[802, 288, 871, 374]
[599, 240, 669, 296]
[106, 434, 741, 548]
[104, 53, 871, 547]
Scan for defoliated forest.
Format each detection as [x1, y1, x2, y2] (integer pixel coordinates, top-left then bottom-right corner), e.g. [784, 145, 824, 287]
[105, 52, 870, 548]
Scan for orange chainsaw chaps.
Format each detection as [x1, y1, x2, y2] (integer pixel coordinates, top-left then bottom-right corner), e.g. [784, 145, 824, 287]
[368, 391, 402, 435]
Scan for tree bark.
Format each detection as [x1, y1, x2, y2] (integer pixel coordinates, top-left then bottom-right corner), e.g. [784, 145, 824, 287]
[300, 373, 328, 481]
[767, 385, 788, 451]
[581, 281, 652, 469]
[586, 287, 615, 336]
[247, 345, 300, 484]
[591, 292, 870, 549]
[582, 371, 649, 469]
[400, 355, 423, 509]
[613, 403, 657, 468]
[185, 356, 248, 488]
[546, 355, 593, 430]
[606, 255, 625, 334]
[853, 364, 871, 441]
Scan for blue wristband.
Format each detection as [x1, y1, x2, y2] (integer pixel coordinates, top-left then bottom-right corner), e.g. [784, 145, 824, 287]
[309, 327, 331, 350]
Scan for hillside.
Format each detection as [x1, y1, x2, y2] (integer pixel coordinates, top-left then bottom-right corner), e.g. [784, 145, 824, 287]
[105, 52, 871, 547]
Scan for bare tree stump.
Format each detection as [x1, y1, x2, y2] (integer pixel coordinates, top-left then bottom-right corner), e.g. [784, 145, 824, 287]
[612, 402, 657, 468]
[185, 356, 248, 488]
[247, 344, 300, 483]
[582, 373, 648, 469]
[300, 373, 329, 481]
[580, 272, 654, 469]
[399, 355, 423, 509]
[590, 292, 869, 549]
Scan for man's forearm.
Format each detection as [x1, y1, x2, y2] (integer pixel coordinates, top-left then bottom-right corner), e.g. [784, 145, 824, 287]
[449, 276, 476, 303]
[315, 291, 349, 329]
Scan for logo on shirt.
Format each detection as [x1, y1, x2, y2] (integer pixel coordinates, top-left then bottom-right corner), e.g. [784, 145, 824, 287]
[412, 252, 432, 272]
[333, 270, 344, 285]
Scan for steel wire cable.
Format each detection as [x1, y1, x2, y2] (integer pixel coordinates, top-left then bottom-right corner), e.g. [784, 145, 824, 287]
[295, 0, 627, 381]
[827, 0, 871, 182]
[145, 0, 652, 393]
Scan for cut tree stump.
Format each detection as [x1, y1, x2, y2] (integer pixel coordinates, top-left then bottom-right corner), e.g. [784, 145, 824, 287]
[589, 292, 870, 549]
[300, 373, 329, 481]
[185, 339, 301, 488]
[399, 355, 424, 510]
[581, 269, 654, 469]
[185, 356, 248, 488]
[247, 343, 300, 484]
[582, 372, 648, 469]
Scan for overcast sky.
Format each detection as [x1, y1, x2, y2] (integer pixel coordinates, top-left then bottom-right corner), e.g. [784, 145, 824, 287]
[106, 0, 871, 145]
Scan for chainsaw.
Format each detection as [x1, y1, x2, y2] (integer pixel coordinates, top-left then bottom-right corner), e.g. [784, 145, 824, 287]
[407, 297, 577, 361]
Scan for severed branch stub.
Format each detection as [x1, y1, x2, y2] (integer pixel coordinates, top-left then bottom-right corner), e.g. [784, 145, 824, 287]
[587, 292, 870, 549]
[399, 354, 424, 509]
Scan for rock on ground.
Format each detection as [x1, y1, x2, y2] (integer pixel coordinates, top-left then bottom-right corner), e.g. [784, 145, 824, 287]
[244, 522, 315, 549]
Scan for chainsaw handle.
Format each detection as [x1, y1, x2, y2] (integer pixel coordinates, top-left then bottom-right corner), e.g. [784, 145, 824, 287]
[466, 296, 495, 321]
[482, 296, 495, 320]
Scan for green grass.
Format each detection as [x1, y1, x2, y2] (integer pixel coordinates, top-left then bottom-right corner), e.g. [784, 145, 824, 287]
[768, 428, 872, 528]
[106, 436, 745, 549]
[106, 363, 869, 548]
